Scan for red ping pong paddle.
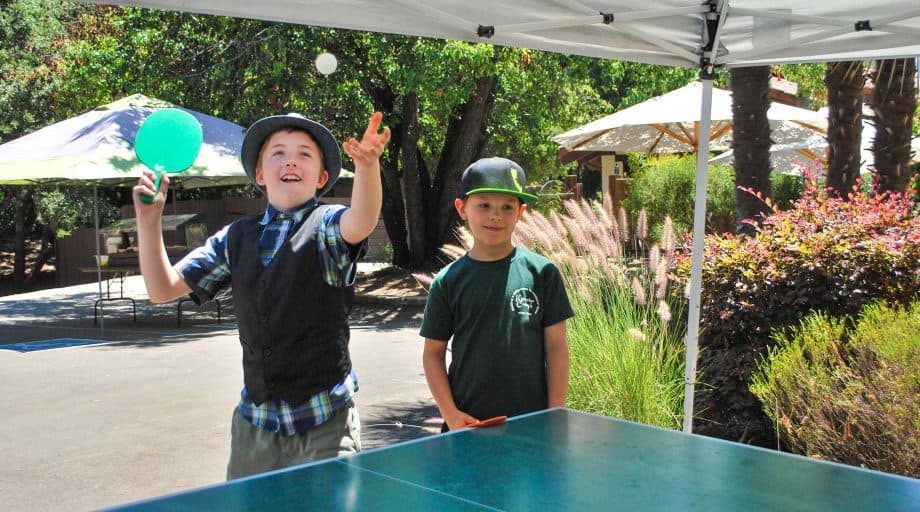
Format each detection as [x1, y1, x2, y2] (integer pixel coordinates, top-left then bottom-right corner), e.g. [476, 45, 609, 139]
[469, 416, 507, 428]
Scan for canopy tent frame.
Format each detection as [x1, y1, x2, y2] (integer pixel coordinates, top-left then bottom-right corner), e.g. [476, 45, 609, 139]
[75, 0, 920, 432]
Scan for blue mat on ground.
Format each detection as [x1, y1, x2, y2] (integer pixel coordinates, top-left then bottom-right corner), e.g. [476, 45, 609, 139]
[0, 338, 110, 352]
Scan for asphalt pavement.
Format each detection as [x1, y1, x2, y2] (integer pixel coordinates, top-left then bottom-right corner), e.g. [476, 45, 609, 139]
[0, 268, 437, 511]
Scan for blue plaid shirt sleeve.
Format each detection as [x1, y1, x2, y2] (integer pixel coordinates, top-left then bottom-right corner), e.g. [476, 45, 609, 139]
[317, 205, 366, 287]
[175, 223, 232, 303]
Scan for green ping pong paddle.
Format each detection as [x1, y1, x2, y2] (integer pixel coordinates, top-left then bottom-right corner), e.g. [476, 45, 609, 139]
[135, 108, 203, 204]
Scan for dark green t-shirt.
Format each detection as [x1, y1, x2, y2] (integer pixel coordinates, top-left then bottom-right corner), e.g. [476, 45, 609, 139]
[420, 247, 573, 419]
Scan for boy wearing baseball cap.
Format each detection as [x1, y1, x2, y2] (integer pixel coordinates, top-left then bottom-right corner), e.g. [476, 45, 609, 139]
[132, 112, 390, 479]
[420, 157, 573, 431]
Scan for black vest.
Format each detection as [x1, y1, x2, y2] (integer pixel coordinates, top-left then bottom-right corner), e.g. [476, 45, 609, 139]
[228, 206, 353, 405]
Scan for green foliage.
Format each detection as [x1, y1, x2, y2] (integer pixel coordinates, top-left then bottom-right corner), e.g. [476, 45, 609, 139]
[565, 274, 685, 429]
[774, 63, 827, 109]
[769, 173, 804, 211]
[33, 186, 119, 237]
[623, 155, 737, 235]
[751, 301, 920, 477]
[0, 0, 84, 141]
[677, 177, 920, 446]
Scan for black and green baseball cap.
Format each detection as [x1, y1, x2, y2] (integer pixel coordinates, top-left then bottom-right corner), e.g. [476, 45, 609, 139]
[458, 157, 538, 204]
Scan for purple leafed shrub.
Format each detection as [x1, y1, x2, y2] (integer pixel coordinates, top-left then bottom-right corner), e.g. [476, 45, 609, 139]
[678, 175, 920, 446]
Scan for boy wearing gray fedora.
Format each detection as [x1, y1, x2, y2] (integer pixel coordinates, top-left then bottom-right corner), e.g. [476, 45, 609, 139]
[132, 111, 390, 479]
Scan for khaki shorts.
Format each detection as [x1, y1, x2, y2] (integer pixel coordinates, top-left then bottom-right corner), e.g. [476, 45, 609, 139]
[226, 402, 361, 480]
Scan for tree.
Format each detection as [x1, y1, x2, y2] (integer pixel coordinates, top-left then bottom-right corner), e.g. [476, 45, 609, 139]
[7, 5, 685, 273]
[869, 58, 917, 194]
[824, 61, 865, 196]
[730, 66, 773, 234]
[0, 0, 89, 291]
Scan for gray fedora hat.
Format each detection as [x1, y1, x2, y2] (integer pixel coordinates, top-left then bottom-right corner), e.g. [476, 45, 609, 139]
[240, 113, 342, 197]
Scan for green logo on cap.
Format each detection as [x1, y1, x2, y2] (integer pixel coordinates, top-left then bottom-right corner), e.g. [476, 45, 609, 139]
[510, 168, 523, 192]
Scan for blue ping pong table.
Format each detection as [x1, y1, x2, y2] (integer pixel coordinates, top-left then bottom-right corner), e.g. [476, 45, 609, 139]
[108, 408, 920, 511]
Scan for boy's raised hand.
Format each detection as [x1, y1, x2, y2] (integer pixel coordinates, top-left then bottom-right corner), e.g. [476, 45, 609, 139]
[133, 168, 170, 219]
[342, 111, 390, 169]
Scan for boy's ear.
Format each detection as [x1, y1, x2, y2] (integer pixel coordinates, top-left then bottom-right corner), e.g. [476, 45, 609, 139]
[255, 166, 266, 186]
[516, 202, 527, 220]
[317, 169, 330, 189]
[454, 198, 467, 220]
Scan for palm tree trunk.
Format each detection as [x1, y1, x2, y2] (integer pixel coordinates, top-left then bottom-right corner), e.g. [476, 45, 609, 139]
[730, 66, 773, 234]
[824, 61, 864, 197]
[869, 58, 918, 194]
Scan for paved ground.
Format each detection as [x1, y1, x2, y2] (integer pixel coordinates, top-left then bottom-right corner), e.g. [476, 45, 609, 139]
[0, 267, 438, 511]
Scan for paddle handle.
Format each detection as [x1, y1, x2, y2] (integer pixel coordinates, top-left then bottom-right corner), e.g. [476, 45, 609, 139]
[140, 169, 163, 204]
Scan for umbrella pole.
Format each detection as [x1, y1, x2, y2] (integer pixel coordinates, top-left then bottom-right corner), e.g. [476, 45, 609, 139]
[93, 185, 105, 334]
[682, 79, 714, 433]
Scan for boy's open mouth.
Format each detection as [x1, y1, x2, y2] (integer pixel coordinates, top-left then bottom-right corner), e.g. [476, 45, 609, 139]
[280, 174, 302, 182]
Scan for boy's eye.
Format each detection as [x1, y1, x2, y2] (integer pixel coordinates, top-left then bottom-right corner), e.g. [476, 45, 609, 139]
[272, 149, 284, 156]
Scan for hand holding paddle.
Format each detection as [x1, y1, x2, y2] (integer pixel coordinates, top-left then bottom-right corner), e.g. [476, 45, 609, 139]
[135, 108, 203, 204]
[468, 416, 507, 429]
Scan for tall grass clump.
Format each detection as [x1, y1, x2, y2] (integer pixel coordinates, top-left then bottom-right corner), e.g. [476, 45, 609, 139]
[512, 198, 688, 429]
[750, 301, 920, 478]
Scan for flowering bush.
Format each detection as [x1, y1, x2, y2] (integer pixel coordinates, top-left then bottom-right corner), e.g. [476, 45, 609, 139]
[678, 177, 920, 446]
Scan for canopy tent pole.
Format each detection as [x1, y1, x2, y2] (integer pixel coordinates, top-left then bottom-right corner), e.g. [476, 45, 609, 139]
[93, 185, 105, 334]
[682, 79, 712, 433]
[682, 0, 726, 433]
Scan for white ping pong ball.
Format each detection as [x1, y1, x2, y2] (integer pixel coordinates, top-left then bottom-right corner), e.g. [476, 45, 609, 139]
[315, 52, 337, 75]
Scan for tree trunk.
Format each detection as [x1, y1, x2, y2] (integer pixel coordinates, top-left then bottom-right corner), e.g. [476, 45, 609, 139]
[869, 58, 917, 194]
[824, 61, 864, 197]
[359, 71, 413, 267]
[24, 225, 55, 289]
[431, 75, 498, 251]
[13, 188, 33, 292]
[399, 92, 428, 268]
[730, 66, 773, 234]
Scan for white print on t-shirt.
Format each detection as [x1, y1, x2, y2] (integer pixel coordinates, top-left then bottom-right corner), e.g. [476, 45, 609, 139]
[510, 288, 540, 316]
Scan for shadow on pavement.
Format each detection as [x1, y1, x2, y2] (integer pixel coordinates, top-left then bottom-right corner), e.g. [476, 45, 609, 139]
[350, 304, 424, 330]
[360, 399, 442, 449]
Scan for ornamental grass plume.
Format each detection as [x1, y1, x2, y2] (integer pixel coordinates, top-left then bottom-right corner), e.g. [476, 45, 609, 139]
[512, 198, 687, 429]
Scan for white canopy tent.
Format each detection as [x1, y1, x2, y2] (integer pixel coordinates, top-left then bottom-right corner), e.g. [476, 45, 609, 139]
[77, 0, 920, 432]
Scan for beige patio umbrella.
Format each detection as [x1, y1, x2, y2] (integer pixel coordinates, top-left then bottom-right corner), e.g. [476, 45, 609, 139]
[553, 81, 828, 162]
[710, 107, 920, 174]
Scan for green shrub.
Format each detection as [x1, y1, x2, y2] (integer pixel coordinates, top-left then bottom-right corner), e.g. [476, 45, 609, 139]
[751, 301, 920, 477]
[624, 155, 737, 235]
[625, 155, 807, 236]
[770, 173, 804, 211]
[677, 178, 920, 446]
